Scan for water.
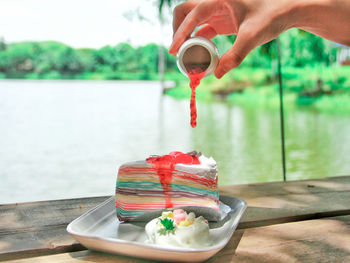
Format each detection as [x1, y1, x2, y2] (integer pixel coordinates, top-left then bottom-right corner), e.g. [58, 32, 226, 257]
[0, 80, 349, 204]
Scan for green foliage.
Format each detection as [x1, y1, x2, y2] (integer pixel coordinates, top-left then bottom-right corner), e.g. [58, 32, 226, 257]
[0, 40, 178, 80]
[158, 0, 175, 17]
[0, 27, 349, 114]
[210, 29, 336, 69]
[279, 29, 336, 67]
[168, 65, 350, 113]
[314, 93, 350, 113]
[158, 218, 175, 235]
[0, 28, 345, 81]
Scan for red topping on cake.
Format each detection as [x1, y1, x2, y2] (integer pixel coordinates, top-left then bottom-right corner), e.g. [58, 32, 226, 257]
[146, 152, 200, 208]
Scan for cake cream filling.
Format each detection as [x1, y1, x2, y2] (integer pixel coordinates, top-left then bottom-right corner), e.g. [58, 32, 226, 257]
[176, 154, 217, 181]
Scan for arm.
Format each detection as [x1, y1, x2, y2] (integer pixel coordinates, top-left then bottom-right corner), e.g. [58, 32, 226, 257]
[293, 0, 350, 45]
[169, 0, 350, 78]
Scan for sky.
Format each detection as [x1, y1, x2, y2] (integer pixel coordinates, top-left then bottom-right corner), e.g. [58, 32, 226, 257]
[0, 0, 174, 48]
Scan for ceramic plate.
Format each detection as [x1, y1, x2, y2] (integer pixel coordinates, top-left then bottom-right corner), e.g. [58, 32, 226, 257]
[67, 195, 247, 262]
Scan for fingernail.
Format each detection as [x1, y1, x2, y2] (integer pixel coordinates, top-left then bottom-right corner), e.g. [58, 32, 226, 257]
[168, 48, 175, 56]
[214, 69, 222, 79]
[169, 45, 175, 54]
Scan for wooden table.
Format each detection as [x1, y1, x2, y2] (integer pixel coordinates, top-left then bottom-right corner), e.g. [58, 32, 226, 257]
[1, 176, 350, 262]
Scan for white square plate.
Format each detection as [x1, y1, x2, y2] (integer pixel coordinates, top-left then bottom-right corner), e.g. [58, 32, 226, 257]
[67, 195, 247, 262]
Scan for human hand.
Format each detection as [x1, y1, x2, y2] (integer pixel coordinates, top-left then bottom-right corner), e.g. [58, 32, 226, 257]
[169, 0, 350, 78]
[169, 0, 295, 78]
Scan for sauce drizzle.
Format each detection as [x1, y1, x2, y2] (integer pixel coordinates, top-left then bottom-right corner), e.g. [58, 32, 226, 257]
[188, 69, 206, 128]
[146, 152, 200, 208]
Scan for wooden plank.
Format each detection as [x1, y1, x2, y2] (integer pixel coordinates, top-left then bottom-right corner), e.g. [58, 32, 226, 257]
[220, 175, 350, 228]
[0, 196, 109, 233]
[210, 215, 350, 263]
[3, 250, 149, 263]
[1, 176, 350, 258]
[0, 250, 151, 263]
[219, 175, 350, 198]
[239, 190, 350, 229]
[3, 215, 350, 263]
[0, 196, 108, 258]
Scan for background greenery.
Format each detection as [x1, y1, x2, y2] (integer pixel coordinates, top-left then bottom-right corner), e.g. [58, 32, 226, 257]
[166, 30, 350, 113]
[1, 29, 350, 113]
[0, 39, 179, 81]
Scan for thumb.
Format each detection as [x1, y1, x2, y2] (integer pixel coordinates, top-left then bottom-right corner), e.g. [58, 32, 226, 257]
[214, 32, 256, 79]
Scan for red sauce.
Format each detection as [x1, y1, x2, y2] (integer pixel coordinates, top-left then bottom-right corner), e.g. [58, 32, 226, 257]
[188, 69, 206, 128]
[146, 152, 200, 208]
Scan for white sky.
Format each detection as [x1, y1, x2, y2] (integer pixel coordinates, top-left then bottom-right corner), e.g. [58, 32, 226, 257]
[0, 0, 174, 48]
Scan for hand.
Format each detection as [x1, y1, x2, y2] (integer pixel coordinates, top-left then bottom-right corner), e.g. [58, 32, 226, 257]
[169, 0, 294, 78]
[169, 0, 350, 79]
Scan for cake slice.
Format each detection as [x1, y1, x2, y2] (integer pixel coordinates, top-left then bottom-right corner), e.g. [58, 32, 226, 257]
[115, 151, 219, 221]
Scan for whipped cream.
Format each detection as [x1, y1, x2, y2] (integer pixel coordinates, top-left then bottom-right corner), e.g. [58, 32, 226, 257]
[145, 209, 211, 248]
[198, 154, 217, 169]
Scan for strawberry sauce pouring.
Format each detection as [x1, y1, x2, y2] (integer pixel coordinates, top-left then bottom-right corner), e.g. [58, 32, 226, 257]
[188, 69, 206, 128]
[176, 37, 219, 127]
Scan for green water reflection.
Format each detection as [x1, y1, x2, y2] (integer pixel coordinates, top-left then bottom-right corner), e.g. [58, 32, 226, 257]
[187, 101, 350, 185]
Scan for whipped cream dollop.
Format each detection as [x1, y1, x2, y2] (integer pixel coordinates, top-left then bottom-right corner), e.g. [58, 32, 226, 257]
[198, 154, 216, 168]
[145, 209, 211, 248]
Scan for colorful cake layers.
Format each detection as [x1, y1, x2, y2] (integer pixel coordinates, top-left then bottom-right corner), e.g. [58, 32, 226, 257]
[115, 151, 219, 221]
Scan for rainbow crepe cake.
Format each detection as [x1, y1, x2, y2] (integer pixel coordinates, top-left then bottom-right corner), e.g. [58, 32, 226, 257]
[115, 151, 219, 221]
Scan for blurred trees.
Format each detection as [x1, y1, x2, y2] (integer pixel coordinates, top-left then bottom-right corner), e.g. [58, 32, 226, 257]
[0, 29, 346, 80]
[0, 40, 178, 80]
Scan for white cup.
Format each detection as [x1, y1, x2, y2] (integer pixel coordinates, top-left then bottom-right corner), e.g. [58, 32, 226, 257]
[176, 37, 219, 78]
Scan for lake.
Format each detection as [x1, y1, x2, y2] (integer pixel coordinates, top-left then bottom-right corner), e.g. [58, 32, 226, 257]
[0, 80, 349, 204]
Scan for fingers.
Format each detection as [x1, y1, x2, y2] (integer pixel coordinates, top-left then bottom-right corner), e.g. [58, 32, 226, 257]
[169, 0, 216, 55]
[172, 1, 196, 36]
[195, 25, 217, 39]
[214, 31, 256, 78]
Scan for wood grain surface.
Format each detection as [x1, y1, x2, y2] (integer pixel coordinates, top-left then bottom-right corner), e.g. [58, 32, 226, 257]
[1, 176, 349, 262]
[3, 215, 350, 263]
